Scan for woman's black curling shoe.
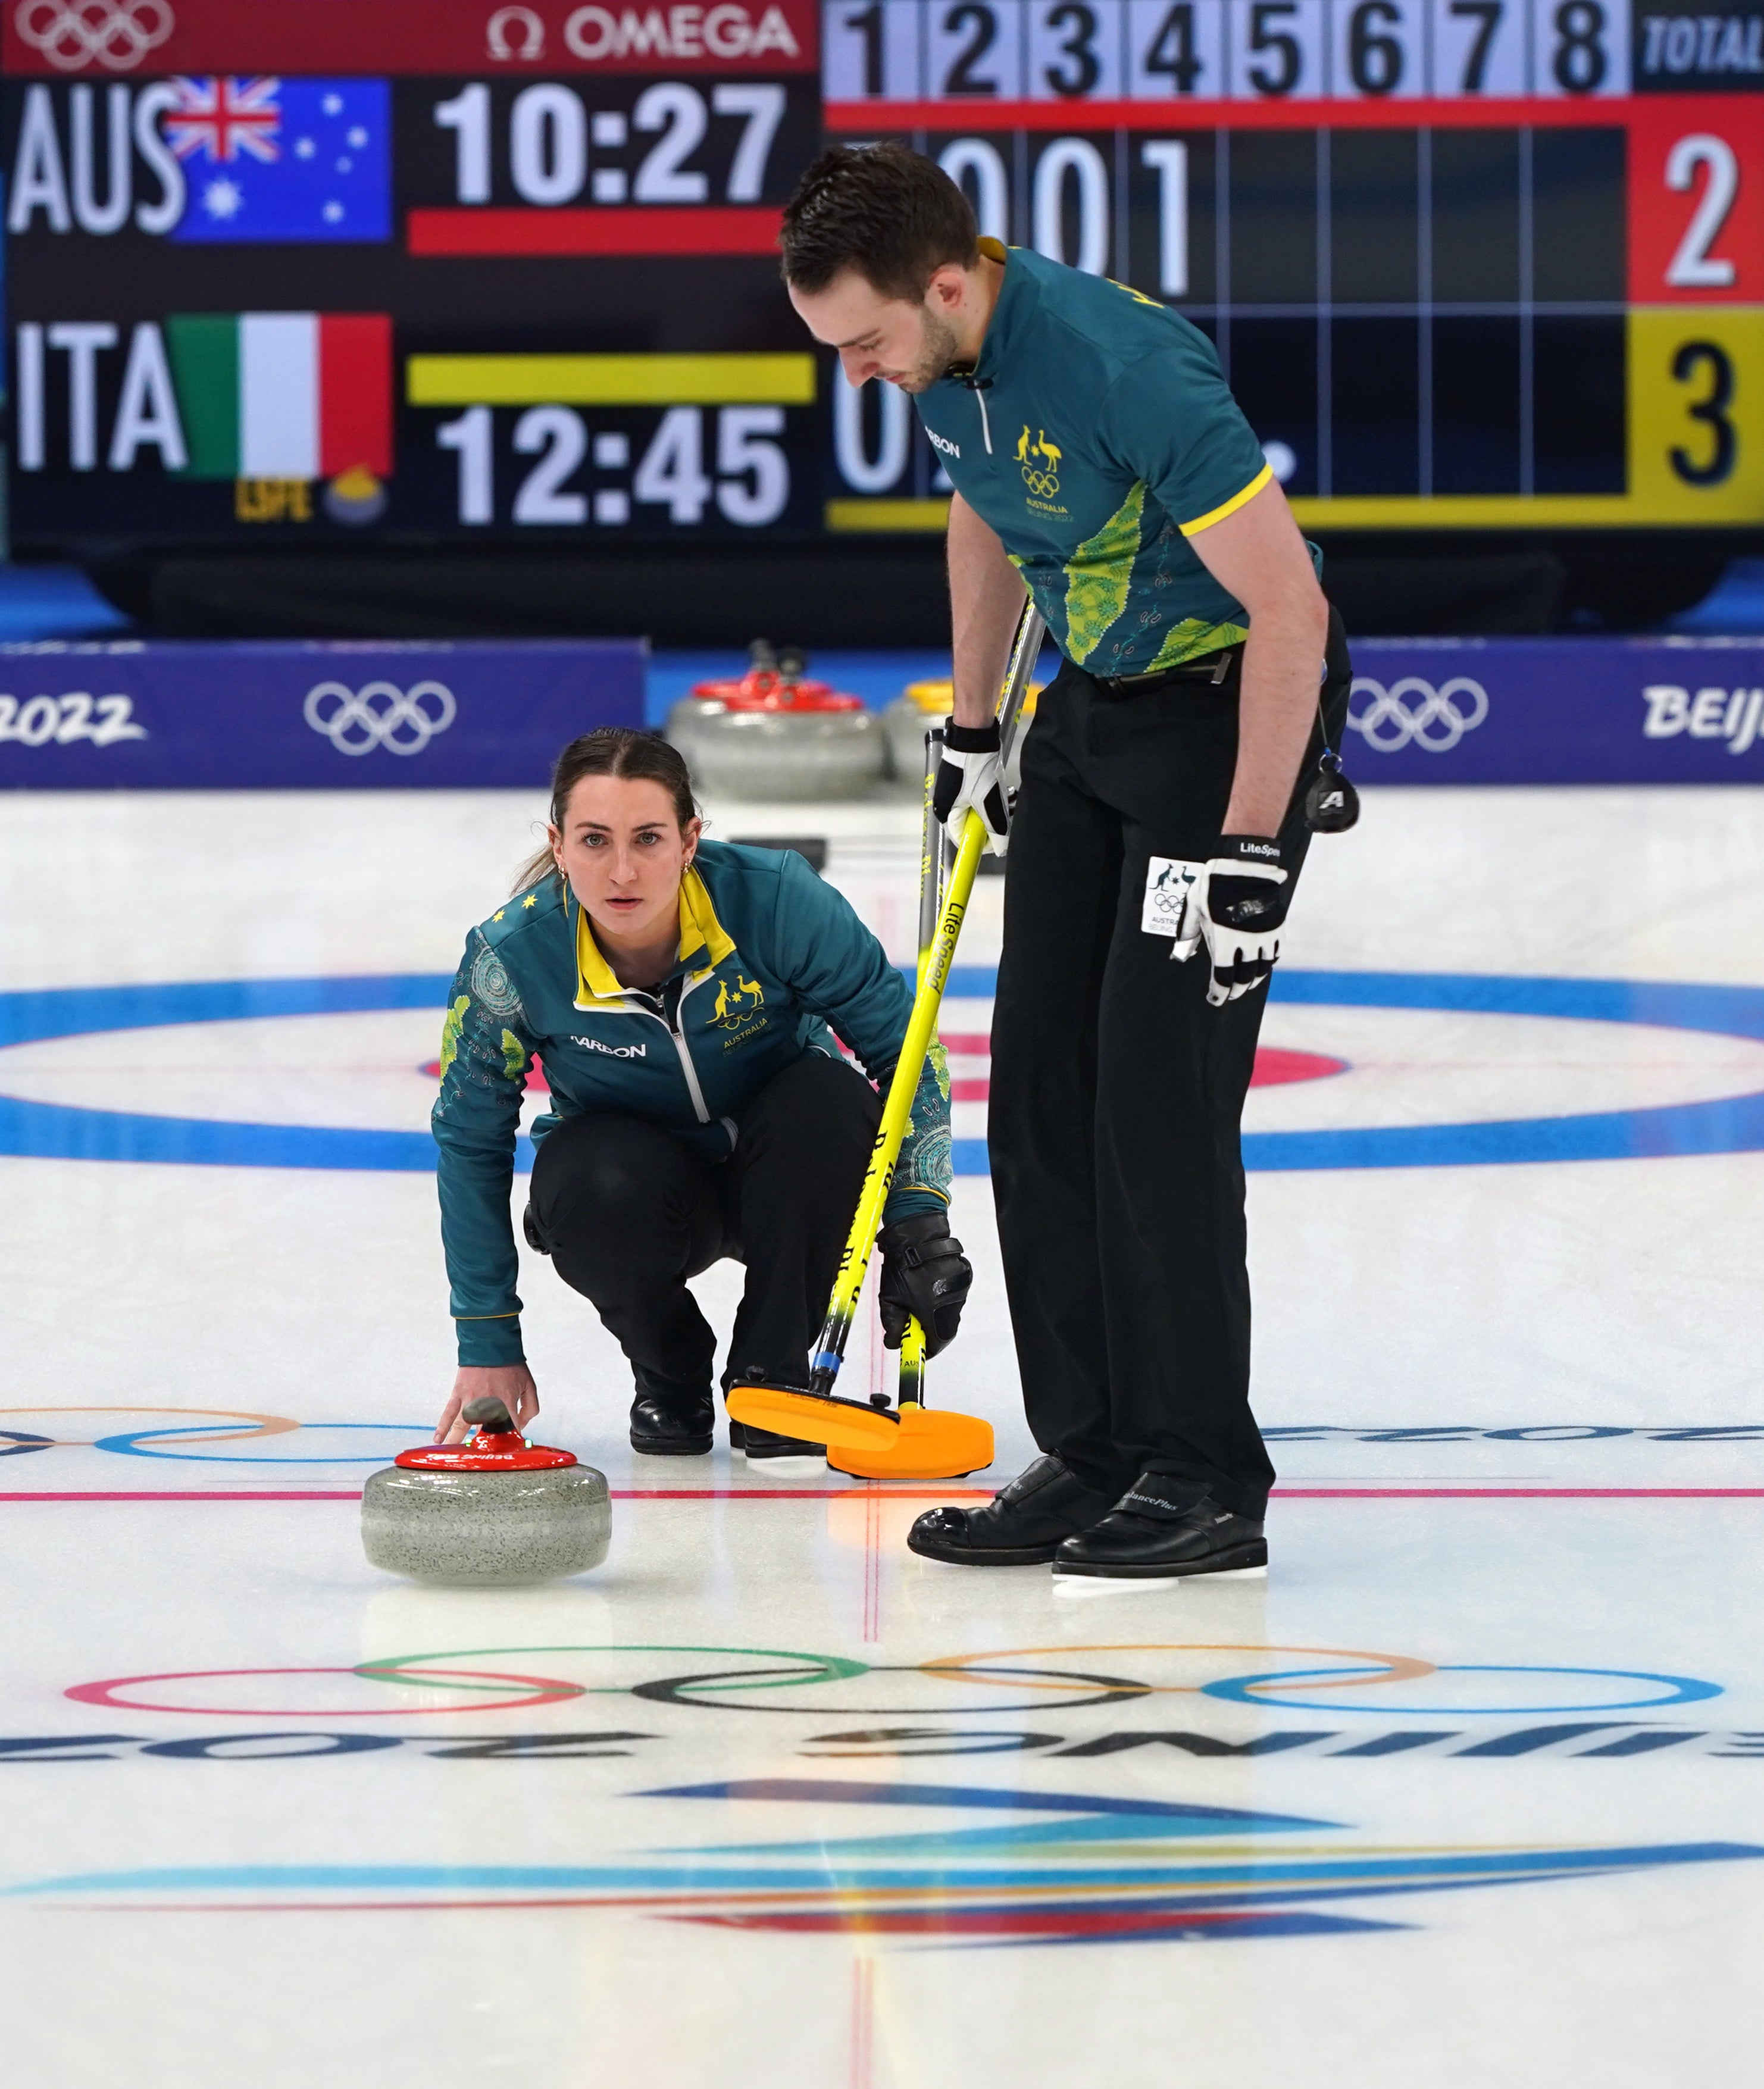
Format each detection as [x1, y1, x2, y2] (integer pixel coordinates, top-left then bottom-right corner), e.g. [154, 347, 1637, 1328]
[1052, 1478, 1267, 1579]
[728, 1419, 825, 1461]
[906, 1453, 1118, 1566]
[628, 1387, 715, 1456]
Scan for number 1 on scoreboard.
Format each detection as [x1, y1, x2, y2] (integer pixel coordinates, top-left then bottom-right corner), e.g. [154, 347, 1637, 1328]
[823, 0, 922, 100]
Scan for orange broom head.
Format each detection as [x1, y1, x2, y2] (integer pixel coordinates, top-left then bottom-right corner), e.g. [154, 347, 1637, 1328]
[828, 1404, 995, 1481]
[726, 1380, 901, 1453]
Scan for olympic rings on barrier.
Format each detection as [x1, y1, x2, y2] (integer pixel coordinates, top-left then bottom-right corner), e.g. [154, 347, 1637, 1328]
[302, 680, 457, 758]
[1347, 674, 1489, 754]
[15, 0, 174, 71]
[91, 1422, 417, 1463]
[0, 1406, 300, 1452]
[1202, 1663, 1725, 1713]
[68, 1666, 587, 1717]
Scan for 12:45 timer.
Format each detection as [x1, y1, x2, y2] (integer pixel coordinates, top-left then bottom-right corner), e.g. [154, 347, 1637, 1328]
[420, 403, 815, 533]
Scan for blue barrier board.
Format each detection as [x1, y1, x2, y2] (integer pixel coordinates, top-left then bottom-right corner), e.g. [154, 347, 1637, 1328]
[0, 638, 647, 789]
[5, 633, 1763, 789]
[1344, 637, 1764, 783]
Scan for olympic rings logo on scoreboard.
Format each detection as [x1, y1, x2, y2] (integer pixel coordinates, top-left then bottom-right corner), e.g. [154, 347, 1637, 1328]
[14, 0, 173, 71]
[302, 680, 458, 758]
[1347, 674, 1490, 754]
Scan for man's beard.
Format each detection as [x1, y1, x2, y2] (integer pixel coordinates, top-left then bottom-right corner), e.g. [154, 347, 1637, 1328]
[892, 308, 961, 395]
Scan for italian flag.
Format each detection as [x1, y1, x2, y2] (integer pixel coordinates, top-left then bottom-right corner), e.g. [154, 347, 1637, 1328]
[165, 312, 392, 481]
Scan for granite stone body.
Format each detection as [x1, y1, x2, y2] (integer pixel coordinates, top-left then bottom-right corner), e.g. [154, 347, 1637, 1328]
[361, 1462, 611, 1585]
[667, 702, 886, 800]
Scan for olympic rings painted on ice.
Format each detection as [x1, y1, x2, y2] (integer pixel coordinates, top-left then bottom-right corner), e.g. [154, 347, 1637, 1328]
[91, 1422, 419, 1463]
[1347, 674, 1489, 753]
[67, 1666, 588, 1717]
[1202, 1663, 1725, 1713]
[15, 0, 174, 71]
[356, 1645, 870, 1709]
[64, 1643, 1725, 1719]
[651, 1663, 1150, 1715]
[919, 1643, 1437, 1695]
[0, 1406, 299, 1455]
[0, 1432, 57, 1458]
[302, 680, 456, 757]
[372, 1650, 1143, 1717]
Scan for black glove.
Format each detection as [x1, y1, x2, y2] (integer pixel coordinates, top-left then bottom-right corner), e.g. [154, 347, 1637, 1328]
[931, 720, 1009, 855]
[1195, 834, 1291, 1006]
[877, 1212, 973, 1358]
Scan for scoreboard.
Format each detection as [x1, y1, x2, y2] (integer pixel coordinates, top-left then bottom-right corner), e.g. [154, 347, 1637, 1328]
[3, 0, 1760, 552]
[822, 0, 1764, 531]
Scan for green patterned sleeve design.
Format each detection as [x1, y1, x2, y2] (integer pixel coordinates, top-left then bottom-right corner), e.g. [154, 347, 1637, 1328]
[889, 1038, 953, 1218]
[431, 929, 540, 1368]
[1061, 481, 1146, 667]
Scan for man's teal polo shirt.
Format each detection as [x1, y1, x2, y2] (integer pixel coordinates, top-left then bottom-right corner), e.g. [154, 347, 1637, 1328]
[915, 241, 1274, 678]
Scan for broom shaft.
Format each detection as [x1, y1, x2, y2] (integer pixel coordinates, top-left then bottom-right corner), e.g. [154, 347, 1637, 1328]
[809, 599, 1046, 1392]
[810, 815, 984, 1384]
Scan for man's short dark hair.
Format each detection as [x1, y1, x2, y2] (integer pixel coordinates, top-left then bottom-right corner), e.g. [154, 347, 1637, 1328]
[779, 143, 979, 302]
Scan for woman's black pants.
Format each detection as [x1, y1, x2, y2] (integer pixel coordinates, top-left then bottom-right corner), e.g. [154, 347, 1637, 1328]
[526, 1055, 880, 1404]
[989, 608, 1353, 1521]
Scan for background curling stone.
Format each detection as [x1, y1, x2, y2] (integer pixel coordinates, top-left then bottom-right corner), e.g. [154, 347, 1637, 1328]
[361, 1396, 610, 1587]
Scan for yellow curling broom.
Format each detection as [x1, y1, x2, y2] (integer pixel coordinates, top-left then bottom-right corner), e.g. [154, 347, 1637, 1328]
[728, 599, 1046, 1479]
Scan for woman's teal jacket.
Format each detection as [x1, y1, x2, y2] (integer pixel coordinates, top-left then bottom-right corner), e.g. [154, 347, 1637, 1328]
[431, 840, 952, 1365]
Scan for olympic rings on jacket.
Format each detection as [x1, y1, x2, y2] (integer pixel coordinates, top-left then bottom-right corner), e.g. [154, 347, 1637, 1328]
[302, 680, 458, 756]
[15, 0, 174, 71]
[1347, 675, 1489, 753]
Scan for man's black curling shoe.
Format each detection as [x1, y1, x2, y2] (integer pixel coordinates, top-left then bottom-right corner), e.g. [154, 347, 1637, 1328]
[629, 1388, 714, 1456]
[730, 1418, 825, 1461]
[906, 1453, 1118, 1566]
[1053, 1478, 1266, 1579]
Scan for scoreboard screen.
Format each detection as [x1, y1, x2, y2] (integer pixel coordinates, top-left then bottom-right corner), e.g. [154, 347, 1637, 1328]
[3, 0, 1760, 552]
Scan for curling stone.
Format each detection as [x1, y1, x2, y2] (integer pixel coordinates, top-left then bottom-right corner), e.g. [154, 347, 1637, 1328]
[361, 1397, 610, 1587]
[881, 676, 953, 789]
[881, 676, 1043, 792]
[665, 642, 885, 802]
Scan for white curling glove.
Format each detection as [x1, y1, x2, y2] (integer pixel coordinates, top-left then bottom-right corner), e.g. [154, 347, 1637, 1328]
[933, 721, 1011, 856]
[1194, 836, 1290, 1005]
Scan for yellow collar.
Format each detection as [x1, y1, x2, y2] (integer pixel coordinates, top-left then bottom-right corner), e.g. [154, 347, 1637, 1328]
[573, 865, 734, 1008]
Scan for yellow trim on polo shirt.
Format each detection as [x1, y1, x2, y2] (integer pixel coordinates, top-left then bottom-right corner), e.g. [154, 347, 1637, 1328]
[678, 865, 736, 974]
[1180, 462, 1274, 537]
[573, 904, 628, 1007]
[573, 864, 736, 1008]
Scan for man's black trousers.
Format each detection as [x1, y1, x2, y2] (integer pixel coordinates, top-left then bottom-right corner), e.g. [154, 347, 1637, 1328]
[526, 1055, 880, 1402]
[989, 610, 1352, 1519]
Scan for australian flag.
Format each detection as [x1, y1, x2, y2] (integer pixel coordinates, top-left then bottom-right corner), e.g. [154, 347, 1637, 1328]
[167, 78, 390, 244]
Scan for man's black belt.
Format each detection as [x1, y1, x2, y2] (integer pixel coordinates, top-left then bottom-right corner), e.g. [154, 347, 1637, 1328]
[1091, 646, 1238, 695]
